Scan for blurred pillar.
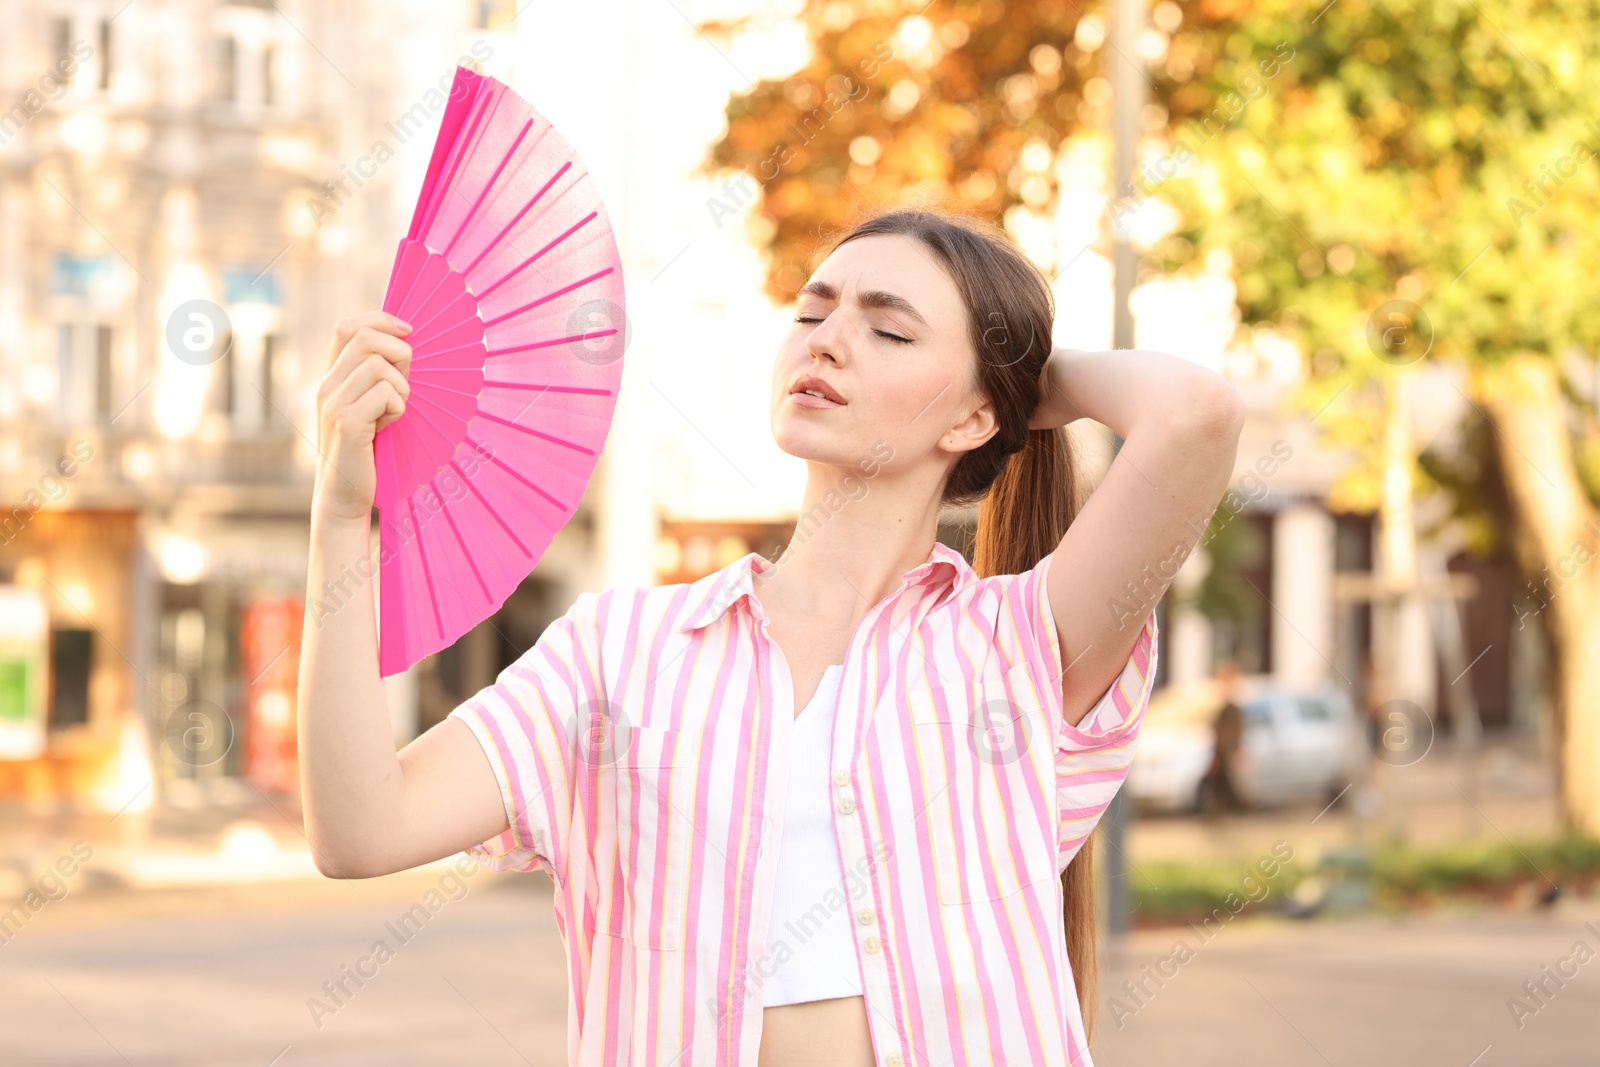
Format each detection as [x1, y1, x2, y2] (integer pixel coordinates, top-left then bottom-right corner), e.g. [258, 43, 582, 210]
[1169, 547, 1212, 684]
[1272, 503, 1335, 688]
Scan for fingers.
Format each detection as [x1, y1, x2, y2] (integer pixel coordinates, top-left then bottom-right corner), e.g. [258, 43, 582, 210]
[333, 325, 415, 382]
[319, 326, 414, 418]
[371, 381, 408, 434]
[325, 378, 407, 444]
[324, 351, 411, 416]
[329, 312, 412, 370]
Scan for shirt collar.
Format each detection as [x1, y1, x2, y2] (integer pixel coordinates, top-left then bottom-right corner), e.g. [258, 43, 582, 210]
[674, 539, 972, 633]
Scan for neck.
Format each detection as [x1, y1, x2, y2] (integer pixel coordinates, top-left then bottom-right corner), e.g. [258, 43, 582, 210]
[755, 455, 948, 620]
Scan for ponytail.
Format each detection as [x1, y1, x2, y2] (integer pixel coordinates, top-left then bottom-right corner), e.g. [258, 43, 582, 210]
[972, 425, 1100, 1039]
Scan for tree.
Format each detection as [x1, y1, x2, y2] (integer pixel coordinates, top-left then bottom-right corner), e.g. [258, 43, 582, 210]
[698, 0, 1600, 832]
[1153, 0, 1600, 832]
[696, 0, 1103, 302]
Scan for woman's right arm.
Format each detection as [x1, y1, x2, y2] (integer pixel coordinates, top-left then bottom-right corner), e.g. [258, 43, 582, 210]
[297, 311, 509, 879]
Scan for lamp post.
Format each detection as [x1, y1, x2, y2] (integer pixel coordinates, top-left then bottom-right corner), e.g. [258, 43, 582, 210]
[1101, 0, 1148, 941]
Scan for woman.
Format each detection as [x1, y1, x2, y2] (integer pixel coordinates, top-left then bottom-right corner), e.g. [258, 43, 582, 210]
[299, 208, 1242, 1066]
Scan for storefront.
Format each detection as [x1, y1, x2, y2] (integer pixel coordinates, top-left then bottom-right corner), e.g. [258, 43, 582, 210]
[0, 508, 147, 809]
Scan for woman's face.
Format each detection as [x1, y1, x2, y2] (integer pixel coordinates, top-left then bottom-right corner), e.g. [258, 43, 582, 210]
[769, 233, 998, 484]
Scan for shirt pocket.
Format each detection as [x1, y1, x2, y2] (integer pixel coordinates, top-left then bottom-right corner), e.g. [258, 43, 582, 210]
[595, 721, 690, 951]
[908, 662, 1058, 905]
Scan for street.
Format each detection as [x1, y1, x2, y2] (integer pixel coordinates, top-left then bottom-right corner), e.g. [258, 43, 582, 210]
[6, 864, 1596, 1066]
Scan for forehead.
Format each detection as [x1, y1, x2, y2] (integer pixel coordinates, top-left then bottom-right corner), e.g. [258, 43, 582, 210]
[805, 233, 967, 330]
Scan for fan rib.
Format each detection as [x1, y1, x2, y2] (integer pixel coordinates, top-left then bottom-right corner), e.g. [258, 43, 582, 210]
[460, 159, 572, 277]
[410, 338, 488, 366]
[487, 327, 617, 358]
[482, 266, 616, 328]
[387, 247, 432, 317]
[477, 438, 569, 511]
[438, 469, 494, 603]
[401, 272, 461, 337]
[476, 209, 597, 302]
[456, 449, 535, 555]
[473, 410, 596, 454]
[442, 118, 535, 260]
[400, 391, 468, 459]
[404, 378, 484, 403]
[408, 496, 448, 641]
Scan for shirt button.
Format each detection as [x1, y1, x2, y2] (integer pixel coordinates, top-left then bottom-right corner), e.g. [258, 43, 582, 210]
[834, 770, 850, 787]
[857, 908, 875, 925]
[863, 935, 881, 954]
[886, 1056, 904, 1067]
[838, 797, 856, 815]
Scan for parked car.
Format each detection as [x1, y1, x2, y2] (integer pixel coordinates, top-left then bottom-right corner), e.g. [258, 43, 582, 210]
[1126, 676, 1365, 813]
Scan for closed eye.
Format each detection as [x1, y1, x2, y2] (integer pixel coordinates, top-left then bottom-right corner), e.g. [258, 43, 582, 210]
[793, 316, 913, 344]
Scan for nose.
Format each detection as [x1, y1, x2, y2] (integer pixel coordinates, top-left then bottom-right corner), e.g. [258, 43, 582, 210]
[804, 312, 845, 367]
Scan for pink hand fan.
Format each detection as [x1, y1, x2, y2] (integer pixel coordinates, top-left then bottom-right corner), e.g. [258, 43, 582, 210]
[373, 65, 626, 677]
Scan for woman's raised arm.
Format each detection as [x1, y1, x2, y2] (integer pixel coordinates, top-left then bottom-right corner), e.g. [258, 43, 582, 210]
[296, 312, 509, 879]
[1032, 346, 1244, 727]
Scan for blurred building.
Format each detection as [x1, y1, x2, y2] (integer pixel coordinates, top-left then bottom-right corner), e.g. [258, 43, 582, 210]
[0, 0, 1541, 818]
[0, 0, 565, 811]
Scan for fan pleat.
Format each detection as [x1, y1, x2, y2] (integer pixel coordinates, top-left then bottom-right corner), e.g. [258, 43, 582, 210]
[440, 119, 534, 258]
[482, 266, 615, 327]
[437, 488, 494, 604]
[474, 208, 597, 302]
[472, 410, 594, 453]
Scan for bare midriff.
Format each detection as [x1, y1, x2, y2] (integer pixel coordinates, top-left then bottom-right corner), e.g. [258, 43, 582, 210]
[758, 995, 876, 1067]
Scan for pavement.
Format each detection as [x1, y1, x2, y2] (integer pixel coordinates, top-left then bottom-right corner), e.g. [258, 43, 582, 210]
[0, 736, 1585, 1065]
[1096, 905, 1600, 1067]
[4, 866, 1597, 1066]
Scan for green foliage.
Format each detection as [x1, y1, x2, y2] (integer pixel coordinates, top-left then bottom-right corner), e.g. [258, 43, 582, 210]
[1130, 833, 1600, 924]
[1369, 832, 1600, 901]
[1131, 855, 1307, 922]
[1157, 0, 1600, 516]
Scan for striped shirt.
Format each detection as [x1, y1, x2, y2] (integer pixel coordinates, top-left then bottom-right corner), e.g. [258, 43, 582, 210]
[449, 538, 1161, 1067]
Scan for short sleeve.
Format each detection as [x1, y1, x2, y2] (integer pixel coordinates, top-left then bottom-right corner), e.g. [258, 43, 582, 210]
[448, 591, 598, 886]
[1029, 554, 1159, 869]
[994, 551, 1158, 741]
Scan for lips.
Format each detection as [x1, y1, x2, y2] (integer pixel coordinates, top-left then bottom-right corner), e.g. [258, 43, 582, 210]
[790, 374, 846, 405]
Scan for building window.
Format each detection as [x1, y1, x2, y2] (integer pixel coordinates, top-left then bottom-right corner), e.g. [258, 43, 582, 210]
[96, 324, 113, 420]
[220, 35, 236, 102]
[212, 330, 236, 415]
[472, 0, 516, 32]
[98, 18, 111, 90]
[262, 333, 278, 414]
[56, 324, 74, 422]
[53, 17, 72, 84]
[50, 629, 93, 730]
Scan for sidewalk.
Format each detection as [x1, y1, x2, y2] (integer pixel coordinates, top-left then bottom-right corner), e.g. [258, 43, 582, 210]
[1127, 734, 1562, 868]
[1096, 902, 1600, 1066]
[0, 735, 1568, 899]
[0, 777, 413, 898]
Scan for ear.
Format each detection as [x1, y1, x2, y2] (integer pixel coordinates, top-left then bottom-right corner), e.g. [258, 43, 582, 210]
[939, 393, 999, 455]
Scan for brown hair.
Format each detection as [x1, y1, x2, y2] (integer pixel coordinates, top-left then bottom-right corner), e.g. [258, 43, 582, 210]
[814, 206, 1098, 1035]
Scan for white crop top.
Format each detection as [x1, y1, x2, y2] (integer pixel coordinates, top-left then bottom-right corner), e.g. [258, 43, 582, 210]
[761, 663, 865, 1008]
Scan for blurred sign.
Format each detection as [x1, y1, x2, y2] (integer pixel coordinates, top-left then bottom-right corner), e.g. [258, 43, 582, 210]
[0, 586, 49, 759]
[242, 595, 303, 793]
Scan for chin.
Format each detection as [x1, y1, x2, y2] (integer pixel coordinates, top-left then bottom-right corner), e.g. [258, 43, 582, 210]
[771, 414, 850, 462]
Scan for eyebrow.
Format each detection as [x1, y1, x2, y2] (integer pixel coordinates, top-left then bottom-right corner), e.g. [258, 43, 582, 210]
[796, 279, 929, 329]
